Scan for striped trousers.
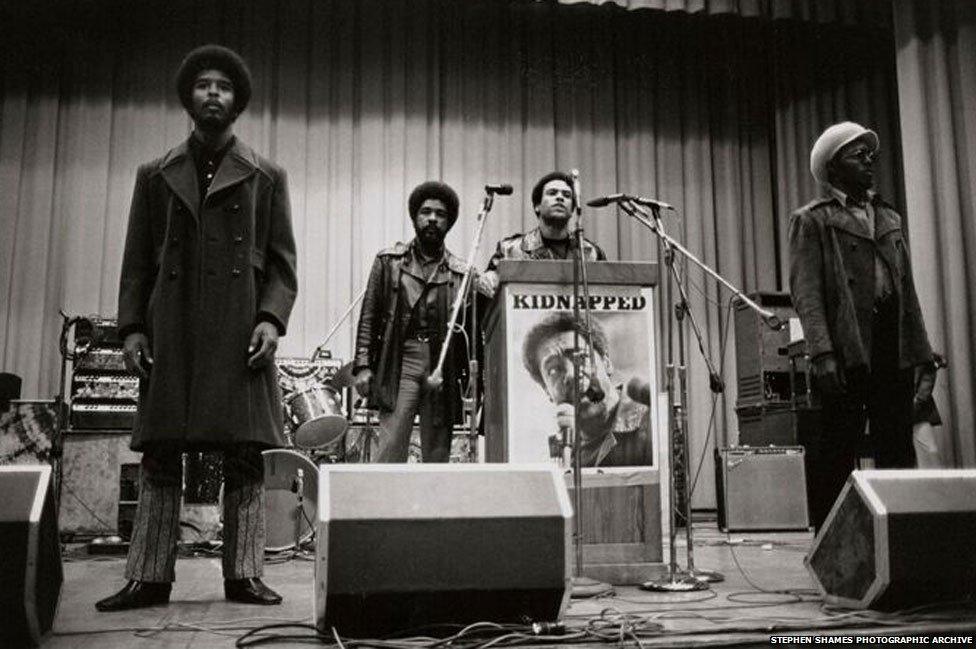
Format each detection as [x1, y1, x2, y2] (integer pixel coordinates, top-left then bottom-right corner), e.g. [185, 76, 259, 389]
[124, 444, 266, 583]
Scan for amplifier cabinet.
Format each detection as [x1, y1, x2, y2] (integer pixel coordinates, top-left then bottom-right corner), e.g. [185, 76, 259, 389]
[59, 432, 141, 537]
[715, 446, 809, 532]
[733, 292, 796, 406]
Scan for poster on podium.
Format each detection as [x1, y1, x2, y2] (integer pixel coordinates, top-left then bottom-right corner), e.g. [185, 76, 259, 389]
[501, 283, 659, 469]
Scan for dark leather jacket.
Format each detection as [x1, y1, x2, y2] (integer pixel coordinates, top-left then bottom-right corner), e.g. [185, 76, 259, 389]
[354, 241, 471, 419]
[788, 194, 932, 372]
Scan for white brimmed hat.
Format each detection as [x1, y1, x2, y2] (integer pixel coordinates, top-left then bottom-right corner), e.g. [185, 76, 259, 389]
[809, 121, 879, 186]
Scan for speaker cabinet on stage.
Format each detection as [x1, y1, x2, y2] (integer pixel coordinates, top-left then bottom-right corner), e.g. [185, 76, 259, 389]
[315, 464, 572, 637]
[806, 469, 976, 610]
[714, 446, 809, 531]
[0, 466, 63, 647]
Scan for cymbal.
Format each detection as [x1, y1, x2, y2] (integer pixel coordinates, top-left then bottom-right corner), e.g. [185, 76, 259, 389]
[330, 361, 357, 388]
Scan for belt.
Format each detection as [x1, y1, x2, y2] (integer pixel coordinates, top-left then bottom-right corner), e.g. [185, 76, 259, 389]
[406, 330, 432, 342]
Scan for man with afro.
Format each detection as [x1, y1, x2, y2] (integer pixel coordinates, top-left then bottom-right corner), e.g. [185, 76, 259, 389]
[97, 45, 297, 611]
[482, 171, 607, 296]
[521, 312, 652, 467]
[353, 181, 480, 462]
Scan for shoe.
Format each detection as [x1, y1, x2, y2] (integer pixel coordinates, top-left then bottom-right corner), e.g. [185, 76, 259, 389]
[224, 578, 283, 605]
[95, 580, 172, 611]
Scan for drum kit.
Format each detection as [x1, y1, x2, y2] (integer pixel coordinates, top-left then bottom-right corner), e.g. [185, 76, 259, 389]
[264, 355, 382, 553]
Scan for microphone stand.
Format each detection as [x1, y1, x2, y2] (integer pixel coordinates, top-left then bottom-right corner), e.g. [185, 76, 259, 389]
[567, 173, 610, 598]
[311, 286, 367, 361]
[426, 187, 507, 463]
[611, 199, 775, 591]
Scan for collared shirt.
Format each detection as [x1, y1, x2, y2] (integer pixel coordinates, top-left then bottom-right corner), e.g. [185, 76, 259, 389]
[579, 386, 652, 467]
[400, 240, 452, 336]
[827, 185, 893, 302]
[188, 135, 236, 202]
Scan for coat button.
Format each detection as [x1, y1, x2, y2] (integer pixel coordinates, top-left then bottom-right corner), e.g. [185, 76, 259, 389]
[227, 204, 241, 213]
[169, 269, 178, 279]
[232, 268, 242, 277]
[234, 235, 243, 244]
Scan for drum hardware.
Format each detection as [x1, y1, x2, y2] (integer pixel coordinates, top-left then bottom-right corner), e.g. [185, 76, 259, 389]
[262, 449, 318, 552]
[348, 399, 378, 463]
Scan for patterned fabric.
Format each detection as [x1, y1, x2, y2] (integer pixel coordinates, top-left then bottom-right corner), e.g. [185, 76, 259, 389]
[486, 228, 606, 270]
[125, 462, 182, 582]
[124, 444, 265, 582]
[0, 401, 56, 465]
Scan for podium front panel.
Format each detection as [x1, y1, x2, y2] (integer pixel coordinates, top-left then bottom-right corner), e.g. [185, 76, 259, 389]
[486, 282, 660, 470]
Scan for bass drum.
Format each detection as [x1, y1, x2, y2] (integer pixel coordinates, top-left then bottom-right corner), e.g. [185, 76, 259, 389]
[262, 449, 318, 552]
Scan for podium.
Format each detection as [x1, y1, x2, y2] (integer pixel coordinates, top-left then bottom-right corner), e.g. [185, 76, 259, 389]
[483, 260, 665, 583]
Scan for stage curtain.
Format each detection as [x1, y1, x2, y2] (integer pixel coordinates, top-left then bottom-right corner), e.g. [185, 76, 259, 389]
[0, 0, 900, 502]
[893, 0, 976, 467]
[558, 0, 892, 26]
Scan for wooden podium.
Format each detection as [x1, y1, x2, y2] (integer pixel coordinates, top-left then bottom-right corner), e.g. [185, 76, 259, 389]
[483, 260, 666, 584]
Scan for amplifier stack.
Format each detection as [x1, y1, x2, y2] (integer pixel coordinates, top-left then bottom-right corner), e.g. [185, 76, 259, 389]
[733, 292, 812, 446]
[69, 318, 137, 432]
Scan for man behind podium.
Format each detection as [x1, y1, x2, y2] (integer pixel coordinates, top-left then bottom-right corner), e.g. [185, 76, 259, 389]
[522, 312, 652, 467]
[482, 171, 606, 296]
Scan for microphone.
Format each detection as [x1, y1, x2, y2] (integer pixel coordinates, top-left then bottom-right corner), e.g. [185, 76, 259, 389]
[586, 193, 675, 211]
[485, 183, 513, 195]
[625, 376, 652, 406]
[631, 195, 675, 211]
[586, 193, 626, 208]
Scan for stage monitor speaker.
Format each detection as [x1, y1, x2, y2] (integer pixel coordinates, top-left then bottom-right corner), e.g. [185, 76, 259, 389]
[0, 466, 63, 647]
[714, 446, 809, 532]
[806, 469, 976, 610]
[315, 464, 572, 637]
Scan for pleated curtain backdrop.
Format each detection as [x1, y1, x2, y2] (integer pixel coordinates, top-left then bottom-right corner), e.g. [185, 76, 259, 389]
[894, 0, 976, 467]
[1, 0, 903, 501]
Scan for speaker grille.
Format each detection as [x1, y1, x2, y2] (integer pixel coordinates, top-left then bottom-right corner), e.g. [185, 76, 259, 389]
[808, 484, 874, 601]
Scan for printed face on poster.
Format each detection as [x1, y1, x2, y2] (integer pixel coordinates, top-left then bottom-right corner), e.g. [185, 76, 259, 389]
[504, 284, 659, 468]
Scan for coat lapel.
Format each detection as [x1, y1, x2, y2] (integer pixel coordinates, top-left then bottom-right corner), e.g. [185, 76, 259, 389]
[207, 139, 258, 202]
[160, 142, 199, 222]
[824, 198, 873, 241]
[873, 205, 903, 276]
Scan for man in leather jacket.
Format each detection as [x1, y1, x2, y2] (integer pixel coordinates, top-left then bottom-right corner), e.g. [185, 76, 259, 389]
[352, 181, 473, 462]
[481, 171, 606, 296]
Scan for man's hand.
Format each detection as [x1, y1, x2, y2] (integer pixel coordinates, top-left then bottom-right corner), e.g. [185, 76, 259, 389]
[914, 361, 937, 406]
[811, 353, 844, 397]
[123, 332, 153, 379]
[477, 271, 500, 298]
[247, 321, 279, 369]
[354, 368, 374, 398]
[555, 403, 575, 433]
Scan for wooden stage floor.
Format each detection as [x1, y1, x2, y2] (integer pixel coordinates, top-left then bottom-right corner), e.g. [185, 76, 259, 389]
[48, 522, 976, 649]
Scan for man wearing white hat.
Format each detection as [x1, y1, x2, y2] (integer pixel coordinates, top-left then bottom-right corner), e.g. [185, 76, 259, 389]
[789, 122, 934, 530]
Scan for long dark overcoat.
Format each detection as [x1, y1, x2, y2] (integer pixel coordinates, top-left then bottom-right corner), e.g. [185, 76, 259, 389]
[117, 138, 297, 450]
[788, 194, 931, 373]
